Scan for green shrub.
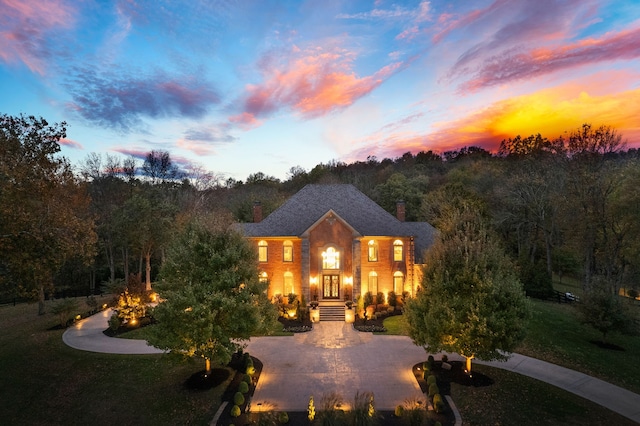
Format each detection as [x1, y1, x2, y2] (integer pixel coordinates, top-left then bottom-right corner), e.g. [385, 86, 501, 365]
[388, 291, 397, 307]
[428, 383, 439, 397]
[108, 313, 122, 331]
[230, 405, 241, 417]
[238, 381, 249, 394]
[426, 355, 434, 370]
[441, 354, 448, 362]
[426, 375, 437, 386]
[51, 299, 80, 327]
[234, 392, 245, 406]
[363, 292, 374, 307]
[278, 411, 289, 424]
[421, 361, 431, 374]
[246, 365, 256, 375]
[376, 292, 385, 305]
[433, 394, 445, 413]
[243, 374, 252, 384]
[394, 405, 404, 417]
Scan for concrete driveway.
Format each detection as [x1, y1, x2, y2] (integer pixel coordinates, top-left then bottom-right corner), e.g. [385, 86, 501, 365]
[246, 321, 430, 412]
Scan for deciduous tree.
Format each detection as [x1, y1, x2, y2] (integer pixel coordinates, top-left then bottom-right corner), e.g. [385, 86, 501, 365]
[147, 221, 276, 373]
[0, 114, 96, 314]
[405, 204, 530, 372]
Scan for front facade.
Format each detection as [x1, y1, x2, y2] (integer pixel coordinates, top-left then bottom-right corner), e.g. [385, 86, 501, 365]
[237, 184, 436, 303]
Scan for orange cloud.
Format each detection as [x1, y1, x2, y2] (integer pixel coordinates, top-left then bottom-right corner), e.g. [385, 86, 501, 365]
[0, 0, 76, 74]
[240, 46, 404, 121]
[347, 79, 640, 161]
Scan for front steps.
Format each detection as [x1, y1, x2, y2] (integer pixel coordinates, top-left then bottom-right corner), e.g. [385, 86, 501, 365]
[318, 301, 345, 321]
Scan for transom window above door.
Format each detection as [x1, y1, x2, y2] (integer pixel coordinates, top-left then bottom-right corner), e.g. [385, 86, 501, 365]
[322, 247, 340, 269]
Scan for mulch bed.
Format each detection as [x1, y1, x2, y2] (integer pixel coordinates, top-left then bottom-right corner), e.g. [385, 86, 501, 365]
[278, 316, 313, 332]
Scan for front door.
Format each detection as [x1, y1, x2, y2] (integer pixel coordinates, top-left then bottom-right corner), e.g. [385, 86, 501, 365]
[323, 275, 340, 299]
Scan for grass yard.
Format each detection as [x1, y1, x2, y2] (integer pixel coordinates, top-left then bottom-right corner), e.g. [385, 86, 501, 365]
[516, 299, 640, 394]
[0, 298, 229, 426]
[451, 364, 637, 426]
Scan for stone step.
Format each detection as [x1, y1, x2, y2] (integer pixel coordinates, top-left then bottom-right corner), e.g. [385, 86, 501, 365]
[319, 306, 344, 321]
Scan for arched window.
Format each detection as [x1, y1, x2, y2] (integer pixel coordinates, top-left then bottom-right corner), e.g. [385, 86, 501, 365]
[393, 271, 404, 293]
[258, 240, 268, 262]
[284, 271, 294, 295]
[393, 240, 404, 262]
[322, 247, 340, 269]
[367, 271, 378, 294]
[283, 240, 293, 262]
[367, 240, 378, 262]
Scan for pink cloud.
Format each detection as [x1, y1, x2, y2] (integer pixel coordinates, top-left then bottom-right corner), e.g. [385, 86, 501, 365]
[60, 137, 83, 150]
[238, 46, 405, 122]
[461, 25, 640, 91]
[0, 0, 76, 74]
[229, 112, 262, 130]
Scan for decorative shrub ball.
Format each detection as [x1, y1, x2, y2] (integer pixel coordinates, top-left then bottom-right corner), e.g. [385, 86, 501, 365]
[243, 374, 252, 384]
[238, 381, 249, 394]
[234, 391, 245, 406]
[433, 394, 445, 413]
[246, 365, 256, 375]
[427, 374, 437, 385]
[428, 383, 439, 397]
[230, 405, 241, 417]
[278, 411, 289, 424]
[394, 405, 404, 417]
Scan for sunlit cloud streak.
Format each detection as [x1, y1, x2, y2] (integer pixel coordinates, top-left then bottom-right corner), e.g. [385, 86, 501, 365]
[64, 68, 220, 132]
[60, 138, 83, 149]
[461, 25, 640, 91]
[236, 45, 405, 125]
[0, 0, 76, 74]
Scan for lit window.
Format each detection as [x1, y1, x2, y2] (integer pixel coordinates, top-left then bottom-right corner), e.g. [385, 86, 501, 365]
[284, 272, 294, 295]
[367, 240, 378, 262]
[283, 240, 293, 262]
[259, 271, 268, 284]
[393, 271, 404, 293]
[368, 271, 378, 294]
[393, 240, 404, 262]
[258, 240, 268, 262]
[322, 247, 340, 269]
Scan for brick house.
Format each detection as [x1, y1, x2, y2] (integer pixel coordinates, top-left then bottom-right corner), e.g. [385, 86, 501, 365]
[237, 184, 436, 314]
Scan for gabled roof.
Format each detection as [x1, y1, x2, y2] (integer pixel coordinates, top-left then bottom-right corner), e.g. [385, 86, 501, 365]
[236, 184, 436, 259]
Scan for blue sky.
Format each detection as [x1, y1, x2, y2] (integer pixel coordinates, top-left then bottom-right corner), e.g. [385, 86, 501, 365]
[1, 0, 639, 181]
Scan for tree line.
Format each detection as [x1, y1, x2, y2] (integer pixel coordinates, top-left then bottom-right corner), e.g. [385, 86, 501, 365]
[2, 113, 639, 314]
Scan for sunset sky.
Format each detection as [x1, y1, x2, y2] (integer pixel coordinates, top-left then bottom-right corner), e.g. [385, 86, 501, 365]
[1, 0, 639, 181]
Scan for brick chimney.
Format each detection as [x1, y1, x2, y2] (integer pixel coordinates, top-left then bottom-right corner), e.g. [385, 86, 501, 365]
[253, 201, 262, 223]
[396, 200, 406, 222]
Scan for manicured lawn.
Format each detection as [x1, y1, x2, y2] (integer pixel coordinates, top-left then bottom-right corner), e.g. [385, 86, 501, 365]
[452, 364, 637, 426]
[380, 314, 409, 335]
[0, 299, 230, 425]
[516, 299, 640, 394]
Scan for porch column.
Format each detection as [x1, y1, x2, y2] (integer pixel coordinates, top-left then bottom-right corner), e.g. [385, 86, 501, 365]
[301, 238, 310, 301]
[352, 239, 361, 299]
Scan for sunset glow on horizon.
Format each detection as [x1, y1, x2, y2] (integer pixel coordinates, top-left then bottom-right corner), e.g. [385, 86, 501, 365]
[1, 0, 639, 180]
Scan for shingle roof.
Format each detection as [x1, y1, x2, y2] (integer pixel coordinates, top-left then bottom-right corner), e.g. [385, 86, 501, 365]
[236, 184, 436, 260]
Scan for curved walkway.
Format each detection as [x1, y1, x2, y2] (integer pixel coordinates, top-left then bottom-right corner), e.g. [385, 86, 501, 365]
[63, 313, 640, 422]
